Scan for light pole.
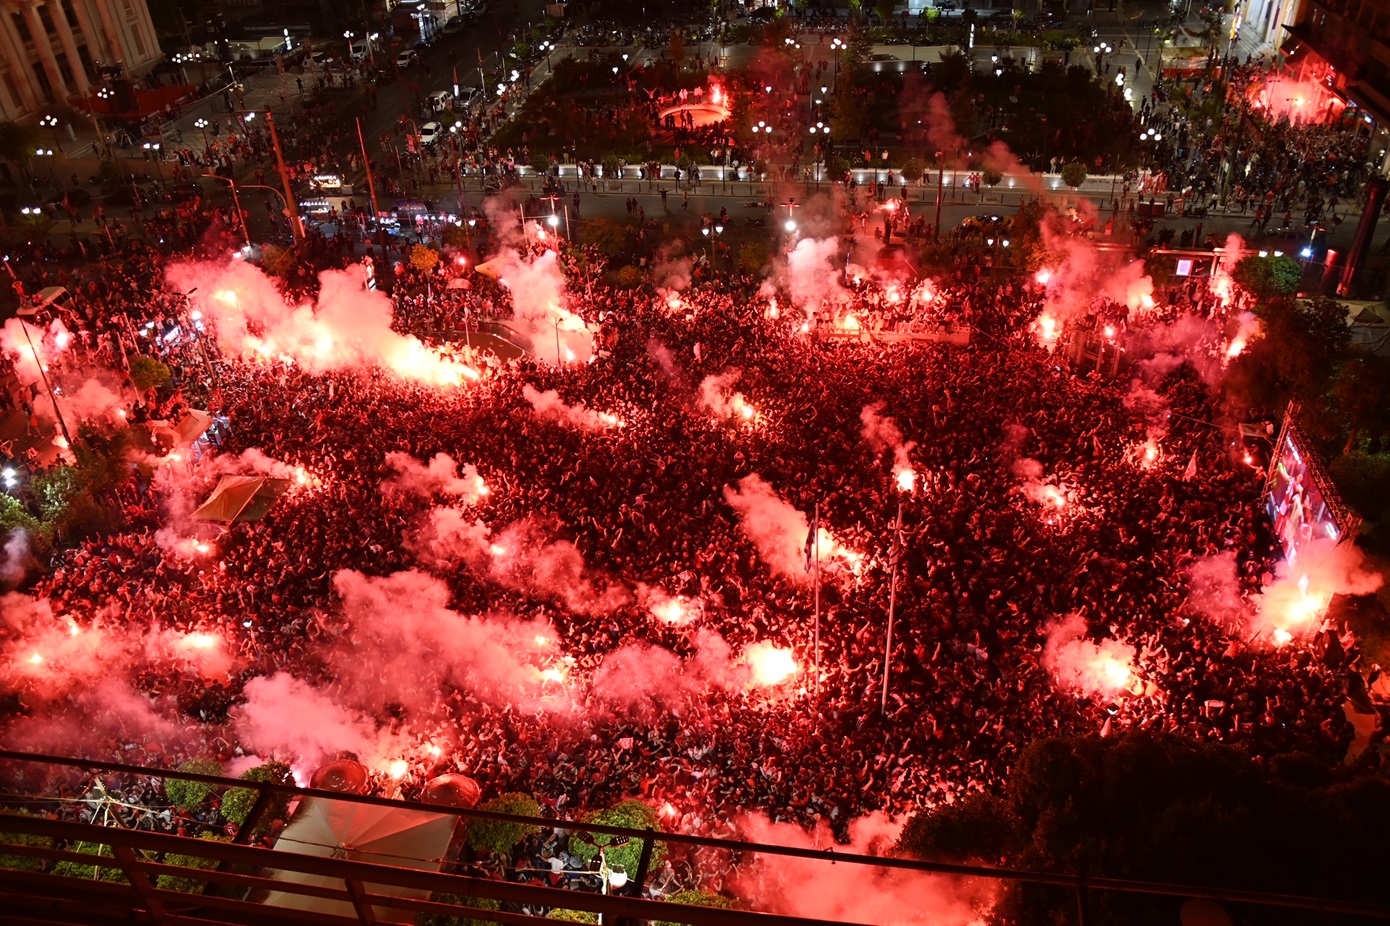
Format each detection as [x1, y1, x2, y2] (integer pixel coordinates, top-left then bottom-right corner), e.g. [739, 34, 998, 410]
[881, 470, 912, 714]
[195, 118, 210, 154]
[142, 141, 165, 183]
[34, 147, 57, 188]
[39, 114, 61, 153]
[808, 122, 829, 191]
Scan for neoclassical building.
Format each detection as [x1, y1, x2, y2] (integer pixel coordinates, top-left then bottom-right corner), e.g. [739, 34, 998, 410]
[0, 0, 162, 119]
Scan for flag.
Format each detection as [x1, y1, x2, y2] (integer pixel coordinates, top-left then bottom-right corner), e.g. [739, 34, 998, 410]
[804, 505, 818, 573]
[1183, 451, 1197, 480]
[477, 48, 484, 69]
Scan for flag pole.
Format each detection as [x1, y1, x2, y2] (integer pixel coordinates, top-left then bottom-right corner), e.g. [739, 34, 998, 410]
[881, 495, 903, 715]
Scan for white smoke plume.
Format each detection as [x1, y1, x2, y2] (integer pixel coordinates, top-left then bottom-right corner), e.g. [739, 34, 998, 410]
[776, 237, 848, 316]
[522, 384, 622, 431]
[382, 452, 488, 501]
[0, 530, 31, 590]
[860, 402, 916, 485]
[484, 248, 593, 364]
[408, 507, 491, 568]
[1185, 551, 1248, 627]
[485, 520, 631, 614]
[1041, 614, 1137, 697]
[168, 259, 480, 387]
[723, 475, 863, 583]
[234, 673, 402, 769]
[1253, 539, 1383, 646]
[329, 569, 560, 713]
[698, 371, 758, 424]
[731, 811, 995, 926]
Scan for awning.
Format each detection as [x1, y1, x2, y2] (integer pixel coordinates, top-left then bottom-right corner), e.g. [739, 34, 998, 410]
[75, 83, 198, 119]
[472, 258, 504, 279]
[264, 798, 456, 923]
[192, 475, 291, 522]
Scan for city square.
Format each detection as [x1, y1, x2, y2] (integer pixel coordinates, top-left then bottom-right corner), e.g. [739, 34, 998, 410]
[1, 0, 1389, 924]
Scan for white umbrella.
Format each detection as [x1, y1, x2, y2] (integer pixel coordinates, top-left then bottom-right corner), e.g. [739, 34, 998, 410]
[262, 797, 457, 923]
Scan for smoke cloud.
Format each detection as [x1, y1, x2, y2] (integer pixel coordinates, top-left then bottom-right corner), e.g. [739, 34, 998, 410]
[522, 384, 622, 431]
[1041, 614, 1137, 697]
[382, 452, 488, 501]
[168, 259, 480, 387]
[732, 811, 995, 926]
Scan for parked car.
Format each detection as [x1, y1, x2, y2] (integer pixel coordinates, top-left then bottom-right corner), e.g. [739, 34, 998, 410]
[454, 86, 482, 110]
[442, 15, 464, 34]
[418, 121, 443, 146]
[425, 90, 453, 113]
[396, 49, 417, 68]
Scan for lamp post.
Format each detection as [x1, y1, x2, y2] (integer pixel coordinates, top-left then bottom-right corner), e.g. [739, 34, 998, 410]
[195, 118, 210, 154]
[34, 147, 57, 188]
[39, 114, 61, 153]
[142, 141, 165, 184]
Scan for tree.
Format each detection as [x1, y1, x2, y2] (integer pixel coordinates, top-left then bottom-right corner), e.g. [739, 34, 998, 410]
[128, 355, 171, 392]
[31, 466, 80, 523]
[0, 495, 38, 535]
[0, 121, 40, 173]
[155, 833, 229, 894]
[738, 242, 770, 273]
[464, 793, 541, 856]
[221, 762, 294, 829]
[568, 799, 663, 874]
[874, 0, 896, 24]
[0, 813, 52, 871]
[411, 244, 441, 274]
[52, 843, 131, 883]
[1329, 453, 1390, 554]
[1233, 254, 1301, 300]
[1331, 350, 1390, 453]
[613, 265, 644, 288]
[653, 891, 736, 926]
[418, 893, 500, 926]
[165, 759, 225, 812]
[948, 87, 978, 143]
[546, 910, 597, 923]
[897, 732, 1390, 926]
[581, 218, 631, 260]
[982, 167, 1004, 187]
[899, 157, 925, 185]
[1060, 160, 1088, 189]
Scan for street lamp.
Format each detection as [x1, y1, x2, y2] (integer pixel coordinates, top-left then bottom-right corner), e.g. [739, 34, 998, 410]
[195, 118, 210, 152]
[39, 114, 61, 153]
[34, 147, 57, 188]
[142, 141, 165, 183]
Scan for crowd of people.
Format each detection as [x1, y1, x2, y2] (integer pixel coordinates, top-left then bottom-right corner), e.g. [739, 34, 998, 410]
[0, 194, 1365, 908]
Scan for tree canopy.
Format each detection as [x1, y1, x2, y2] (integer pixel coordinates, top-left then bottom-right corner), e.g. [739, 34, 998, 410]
[463, 793, 541, 857]
[897, 732, 1390, 926]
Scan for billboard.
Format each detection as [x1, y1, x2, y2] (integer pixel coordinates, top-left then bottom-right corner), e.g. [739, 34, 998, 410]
[1267, 432, 1341, 564]
[1265, 405, 1358, 568]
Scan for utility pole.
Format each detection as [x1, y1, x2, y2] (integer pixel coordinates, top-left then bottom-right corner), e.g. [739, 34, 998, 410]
[356, 116, 381, 237]
[265, 110, 304, 242]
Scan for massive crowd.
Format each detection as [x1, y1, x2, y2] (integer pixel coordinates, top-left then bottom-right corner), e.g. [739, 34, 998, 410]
[1, 208, 1361, 869]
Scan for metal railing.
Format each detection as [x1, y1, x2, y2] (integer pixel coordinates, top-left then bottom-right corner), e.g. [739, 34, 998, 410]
[1, 750, 1387, 926]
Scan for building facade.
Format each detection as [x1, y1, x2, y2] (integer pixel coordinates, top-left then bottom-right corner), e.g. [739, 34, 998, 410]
[1281, 0, 1390, 166]
[0, 0, 162, 121]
